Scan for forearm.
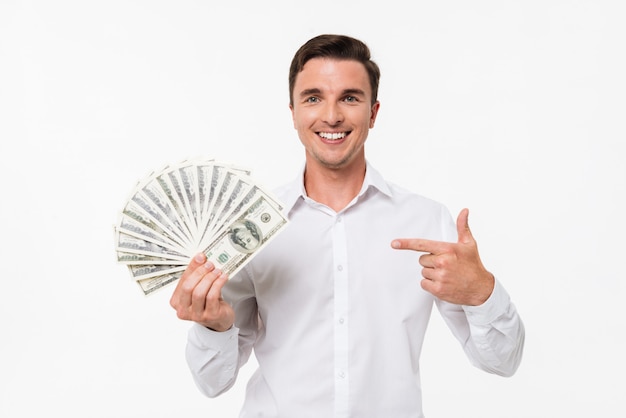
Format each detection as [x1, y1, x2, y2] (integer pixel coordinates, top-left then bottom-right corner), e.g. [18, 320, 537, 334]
[461, 280, 525, 376]
[185, 323, 241, 397]
[438, 279, 525, 377]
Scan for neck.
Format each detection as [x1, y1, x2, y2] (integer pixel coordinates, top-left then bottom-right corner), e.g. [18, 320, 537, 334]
[303, 159, 366, 212]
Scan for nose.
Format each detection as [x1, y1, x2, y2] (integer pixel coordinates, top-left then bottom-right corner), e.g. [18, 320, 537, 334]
[321, 102, 344, 126]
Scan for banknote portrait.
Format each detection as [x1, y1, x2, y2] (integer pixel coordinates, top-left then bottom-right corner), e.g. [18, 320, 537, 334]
[229, 220, 261, 253]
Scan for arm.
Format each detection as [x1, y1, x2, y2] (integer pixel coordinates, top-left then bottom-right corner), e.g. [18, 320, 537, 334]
[170, 253, 257, 397]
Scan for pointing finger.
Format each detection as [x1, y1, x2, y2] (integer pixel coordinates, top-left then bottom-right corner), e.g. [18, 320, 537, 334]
[391, 238, 449, 254]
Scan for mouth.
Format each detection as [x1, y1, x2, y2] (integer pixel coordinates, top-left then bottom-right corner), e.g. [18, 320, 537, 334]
[318, 131, 349, 141]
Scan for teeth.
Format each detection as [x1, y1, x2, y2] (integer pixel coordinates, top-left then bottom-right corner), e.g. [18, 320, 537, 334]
[319, 132, 346, 140]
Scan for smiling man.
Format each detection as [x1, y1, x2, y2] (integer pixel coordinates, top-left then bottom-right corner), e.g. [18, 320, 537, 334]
[290, 56, 379, 212]
[170, 34, 525, 418]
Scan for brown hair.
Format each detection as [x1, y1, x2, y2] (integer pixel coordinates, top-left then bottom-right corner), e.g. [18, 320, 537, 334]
[288, 34, 381, 106]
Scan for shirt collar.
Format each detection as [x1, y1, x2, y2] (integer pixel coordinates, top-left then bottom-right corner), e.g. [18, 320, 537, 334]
[279, 160, 393, 214]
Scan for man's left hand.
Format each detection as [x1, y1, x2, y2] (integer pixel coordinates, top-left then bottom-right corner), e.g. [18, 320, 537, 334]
[391, 208, 495, 306]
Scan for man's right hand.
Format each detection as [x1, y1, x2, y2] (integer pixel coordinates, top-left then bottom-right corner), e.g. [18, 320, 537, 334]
[170, 253, 234, 332]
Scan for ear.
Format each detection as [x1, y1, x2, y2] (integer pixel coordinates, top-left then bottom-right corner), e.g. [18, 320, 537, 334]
[369, 101, 380, 128]
[289, 103, 297, 129]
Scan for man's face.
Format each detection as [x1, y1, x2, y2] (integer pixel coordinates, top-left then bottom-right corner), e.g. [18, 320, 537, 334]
[290, 58, 380, 171]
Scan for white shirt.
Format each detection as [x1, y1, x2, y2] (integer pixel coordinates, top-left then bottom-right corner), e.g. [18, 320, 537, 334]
[185, 162, 525, 418]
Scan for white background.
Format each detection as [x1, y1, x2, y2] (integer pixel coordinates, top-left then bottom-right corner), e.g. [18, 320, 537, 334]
[1, 1, 624, 417]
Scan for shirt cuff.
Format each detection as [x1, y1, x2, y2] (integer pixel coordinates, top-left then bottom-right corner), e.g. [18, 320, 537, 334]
[188, 322, 240, 350]
[462, 279, 511, 326]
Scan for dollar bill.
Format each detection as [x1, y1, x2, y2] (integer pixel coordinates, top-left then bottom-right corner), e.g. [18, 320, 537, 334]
[127, 264, 187, 281]
[116, 251, 189, 265]
[203, 195, 288, 278]
[136, 271, 183, 296]
[117, 213, 187, 253]
[115, 229, 189, 261]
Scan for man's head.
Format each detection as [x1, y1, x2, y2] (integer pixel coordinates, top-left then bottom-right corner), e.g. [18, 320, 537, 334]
[289, 34, 381, 107]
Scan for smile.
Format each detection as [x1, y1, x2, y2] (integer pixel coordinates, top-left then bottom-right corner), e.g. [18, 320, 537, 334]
[318, 132, 348, 140]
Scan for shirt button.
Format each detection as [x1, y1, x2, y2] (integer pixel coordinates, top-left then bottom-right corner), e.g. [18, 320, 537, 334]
[339, 318, 345, 324]
[338, 371, 345, 379]
[337, 265, 343, 271]
[337, 217, 342, 223]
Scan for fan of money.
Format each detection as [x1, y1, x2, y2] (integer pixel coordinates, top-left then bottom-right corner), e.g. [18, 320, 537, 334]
[114, 158, 289, 296]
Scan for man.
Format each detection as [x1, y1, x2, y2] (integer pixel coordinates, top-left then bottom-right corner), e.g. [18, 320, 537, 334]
[170, 34, 524, 417]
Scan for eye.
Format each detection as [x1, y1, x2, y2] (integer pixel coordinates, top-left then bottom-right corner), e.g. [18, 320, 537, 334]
[344, 96, 357, 103]
[305, 96, 320, 103]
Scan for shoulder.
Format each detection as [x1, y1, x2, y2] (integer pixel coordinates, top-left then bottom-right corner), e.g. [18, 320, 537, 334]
[378, 181, 457, 241]
[386, 181, 448, 213]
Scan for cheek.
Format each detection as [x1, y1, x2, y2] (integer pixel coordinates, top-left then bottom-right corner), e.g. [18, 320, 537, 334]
[293, 111, 316, 131]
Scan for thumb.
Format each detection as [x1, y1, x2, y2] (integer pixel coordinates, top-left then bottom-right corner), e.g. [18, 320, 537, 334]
[456, 208, 474, 244]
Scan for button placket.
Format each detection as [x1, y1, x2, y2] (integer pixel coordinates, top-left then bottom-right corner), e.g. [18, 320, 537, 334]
[332, 213, 349, 416]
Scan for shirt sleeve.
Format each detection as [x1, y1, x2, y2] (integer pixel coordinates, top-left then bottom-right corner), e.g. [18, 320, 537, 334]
[184, 267, 259, 397]
[185, 323, 241, 397]
[436, 279, 525, 377]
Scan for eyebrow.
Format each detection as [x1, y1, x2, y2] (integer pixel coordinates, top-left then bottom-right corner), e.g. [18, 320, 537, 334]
[298, 88, 367, 98]
[298, 88, 321, 98]
[342, 88, 366, 97]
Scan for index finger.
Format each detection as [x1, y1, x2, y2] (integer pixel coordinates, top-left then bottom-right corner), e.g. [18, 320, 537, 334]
[391, 238, 449, 254]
